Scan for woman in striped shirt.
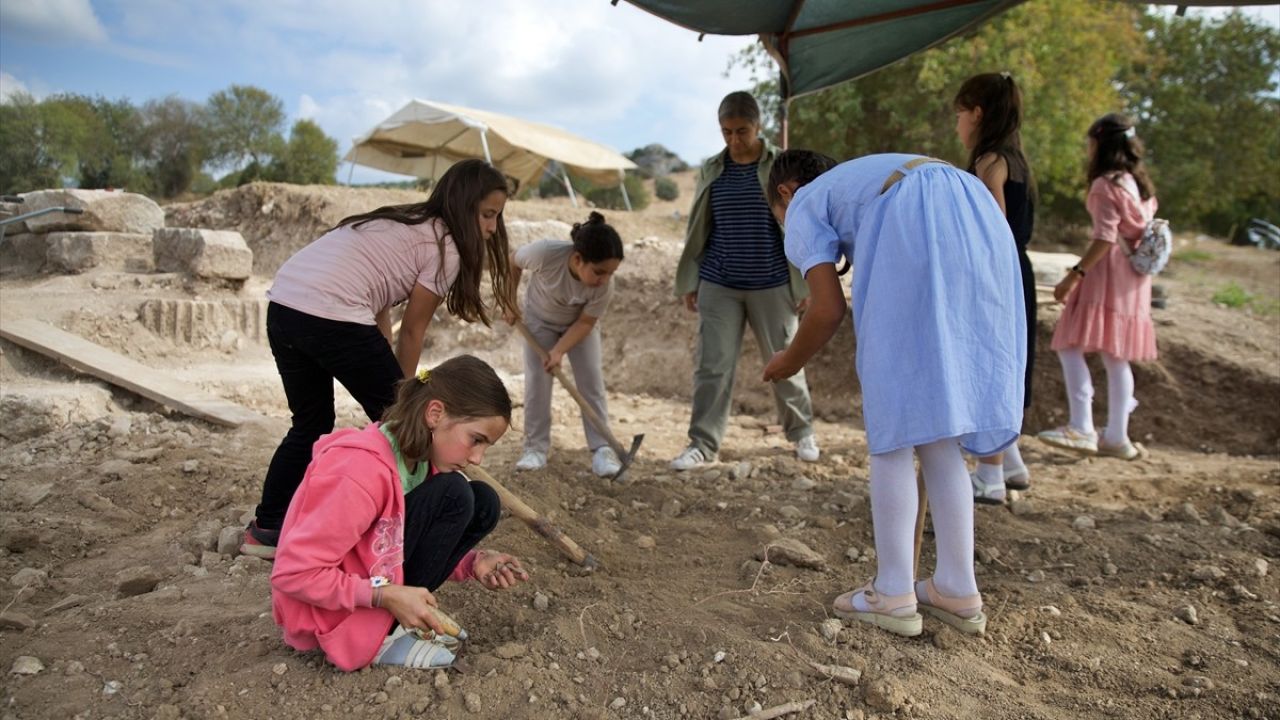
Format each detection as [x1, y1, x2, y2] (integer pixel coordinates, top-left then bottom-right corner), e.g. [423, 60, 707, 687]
[671, 91, 818, 471]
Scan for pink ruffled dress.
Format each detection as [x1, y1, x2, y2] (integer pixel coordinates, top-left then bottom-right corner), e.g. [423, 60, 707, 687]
[1050, 173, 1158, 362]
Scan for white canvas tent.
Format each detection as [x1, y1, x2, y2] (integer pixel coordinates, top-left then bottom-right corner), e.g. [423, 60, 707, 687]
[344, 100, 638, 209]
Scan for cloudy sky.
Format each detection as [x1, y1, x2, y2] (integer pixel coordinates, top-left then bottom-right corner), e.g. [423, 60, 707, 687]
[1, 1, 1275, 184]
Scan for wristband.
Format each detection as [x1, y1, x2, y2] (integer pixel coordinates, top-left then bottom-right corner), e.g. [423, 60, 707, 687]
[1069, 264, 1086, 277]
[371, 575, 390, 608]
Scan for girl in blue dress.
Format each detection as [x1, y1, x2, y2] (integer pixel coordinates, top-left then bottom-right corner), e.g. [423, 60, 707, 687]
[762, 151, 1025, 638]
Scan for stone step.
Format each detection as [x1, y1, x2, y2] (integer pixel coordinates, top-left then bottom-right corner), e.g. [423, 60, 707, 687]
[137, 298, 268, 346]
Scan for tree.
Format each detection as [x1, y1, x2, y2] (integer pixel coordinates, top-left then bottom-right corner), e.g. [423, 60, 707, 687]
[0, 92, 87, 193]
[204, 84, 285, 172]
[140, 96, 207, 198]
[1120, 11, 1280, 234]
[268, 119, 339, 185]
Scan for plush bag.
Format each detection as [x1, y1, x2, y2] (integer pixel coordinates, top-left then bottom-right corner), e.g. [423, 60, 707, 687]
[1118, 175, 1171, 276]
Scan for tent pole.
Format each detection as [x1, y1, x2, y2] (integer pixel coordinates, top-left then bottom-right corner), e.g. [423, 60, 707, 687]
[480, 130, 493, 164]
[560, 166, 579, 208]
[618, 170, 632, 212]
[346, 147, 357, 185]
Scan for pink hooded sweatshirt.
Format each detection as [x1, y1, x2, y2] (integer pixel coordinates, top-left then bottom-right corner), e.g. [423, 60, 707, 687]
[270, 423, 476, 671]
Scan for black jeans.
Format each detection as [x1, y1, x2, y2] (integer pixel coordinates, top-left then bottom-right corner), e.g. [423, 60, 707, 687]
[255, 302, 403, 530]
[403, 474, 501, 591]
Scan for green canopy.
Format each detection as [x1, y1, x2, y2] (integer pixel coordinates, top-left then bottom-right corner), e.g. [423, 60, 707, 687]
[621, 0, 1027, 99]
[621, 1, 1277, 100]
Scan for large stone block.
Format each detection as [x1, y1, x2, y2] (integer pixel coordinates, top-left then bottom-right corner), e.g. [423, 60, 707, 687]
[505, 220, 572, 248]
[45, 232, 153, 273]
[19, 189, 165, 235]
[1027, 250, 1082, 287]
[152, 228, 253, 280]
[0, 199, 28, 234]
[0, 233, 49, 273]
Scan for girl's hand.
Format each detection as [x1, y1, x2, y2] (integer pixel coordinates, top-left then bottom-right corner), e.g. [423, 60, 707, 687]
[503, 306, 521, 326]
[763, 349, 802, 382]
[1054, 273, 1081, 303]
[683, 292, 698, 313]
[473, 550, 529, 590]
[379, 584, 450, 636]
[543, 349, 564, 373]
[796, 297, 810, 316]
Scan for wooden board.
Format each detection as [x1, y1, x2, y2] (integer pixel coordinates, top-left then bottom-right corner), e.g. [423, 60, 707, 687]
[0, 318, 265, 428]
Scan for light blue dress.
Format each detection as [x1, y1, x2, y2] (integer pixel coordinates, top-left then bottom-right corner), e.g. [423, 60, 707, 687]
[785, 154, 1026, 456]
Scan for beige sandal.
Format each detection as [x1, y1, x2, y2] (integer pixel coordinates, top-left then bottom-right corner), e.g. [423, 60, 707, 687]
[915, 579, 986, 636]
[833, 580, 923, 637]
[1096, 441, 1147, 461]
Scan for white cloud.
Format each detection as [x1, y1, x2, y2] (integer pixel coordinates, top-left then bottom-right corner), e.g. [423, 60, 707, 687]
[297, 94, 320, 120]
[0, 0, 107, 44]
[0, 71, 31, 102]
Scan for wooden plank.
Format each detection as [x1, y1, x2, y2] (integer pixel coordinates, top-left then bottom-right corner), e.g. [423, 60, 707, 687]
[0, 318, 265, 428]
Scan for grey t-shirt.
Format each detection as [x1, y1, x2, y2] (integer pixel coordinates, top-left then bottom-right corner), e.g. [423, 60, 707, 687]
[515, 240, 612, 327]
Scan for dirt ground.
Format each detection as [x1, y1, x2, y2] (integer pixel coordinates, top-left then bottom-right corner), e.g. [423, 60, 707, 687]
[1, 175, 1278, 720]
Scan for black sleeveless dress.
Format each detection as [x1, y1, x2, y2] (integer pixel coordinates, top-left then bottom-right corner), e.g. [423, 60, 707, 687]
[1003, 171, 1035, 409]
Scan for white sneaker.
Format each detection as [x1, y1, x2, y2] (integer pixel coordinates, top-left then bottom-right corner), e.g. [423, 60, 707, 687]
[515, 450, 547, 471]
[795, 435, 820, 463]
[591, 447, 622, 477]
[669, 446, 708, 471]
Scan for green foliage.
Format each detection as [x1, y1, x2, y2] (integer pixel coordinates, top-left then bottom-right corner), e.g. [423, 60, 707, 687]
[1212, 282, 1253, 308]
[1120, 11, 1280, 236]
[654, 176, 679, 201]
[140, 96, 207, 198]
[1172, 249, 1214, 264]
[204, 85, 285, 171]
[268, 119, 339, 185]
[538, 172, 569, 198]
[0, 92, 85, 194]
[583, 172, 650, 212]
[69, 95, 150, 191]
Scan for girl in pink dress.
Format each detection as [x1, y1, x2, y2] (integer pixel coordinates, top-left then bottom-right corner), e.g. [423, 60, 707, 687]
[1039, 114, 1158, 460]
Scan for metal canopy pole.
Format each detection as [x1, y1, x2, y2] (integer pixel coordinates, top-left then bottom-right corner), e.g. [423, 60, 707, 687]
[559, 165, 579, 208]
[618, 169, 632, 211]
[479, 129, 494, 164]
[346, 146, 358, 185]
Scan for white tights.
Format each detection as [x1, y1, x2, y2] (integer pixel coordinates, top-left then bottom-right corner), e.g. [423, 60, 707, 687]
[1057, 347, 1137, 446]
[865, 438, 977, 601]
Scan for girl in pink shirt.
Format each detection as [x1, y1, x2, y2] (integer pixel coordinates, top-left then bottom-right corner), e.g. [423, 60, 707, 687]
[271, 354, 528, 671]
[1039, 114, 1158, 460]
[245, 160, 518, 559]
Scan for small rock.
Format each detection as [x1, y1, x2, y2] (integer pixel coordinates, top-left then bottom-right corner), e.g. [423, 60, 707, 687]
[714, 650, 726, 663]
[731, 462, 753, 481]
[864, 678, 906, 712]
[1026, 569, 1046, 583]
[10, 656, 44, 675]
[1254, 558, 1269, 577]
[272, 663, 287, 675]
[0, 611, 36, 630]
[1191, 566, 1225, 582]
[1208, 506, 1242, 528]
[610, 697, 626, 710]
[115, 566, 163, 597]
[9, 567, 49, 589]
[1182, 675, 1214, 690]
[661, 499, 682, 517]
[756, 538, 826, 570]
[585, 646, 601, 662]
[1175, 605, 1199, 625]
[1008, 498, 1035, 516]
[1040, 605, 1062, 617]
[102, 680, 123, 696]
[532, 592, 550, 611]
[1103, 563, 1118, 576]
[107, 416, 132, 438]
[778, 505, 803, 520]
[635, 535, 656, 549]
[385, 676, 403, 690]
[217, 526, 242, 556]
[1167, 503, 1202, 524]
[182, 460, 200, 473]
[975, 547, 1000, 564]
[465, 692, 482, 713]
[815, 516, 837, 530]
[791, 476, 817, 491]
[494, 642, 527, 660]
[820, 618, 842, 642]
[1072, 515, 1096, 530]
[932, 625, 959, 650]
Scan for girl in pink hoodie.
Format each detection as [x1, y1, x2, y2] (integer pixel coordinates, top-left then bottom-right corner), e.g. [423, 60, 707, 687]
[271, 354, 529, 670]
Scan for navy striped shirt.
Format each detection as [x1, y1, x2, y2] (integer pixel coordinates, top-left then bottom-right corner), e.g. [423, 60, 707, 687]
[698, 156, 789, 290]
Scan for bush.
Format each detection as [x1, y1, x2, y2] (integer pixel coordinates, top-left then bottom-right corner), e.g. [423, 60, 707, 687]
[654, 176, 679, 201]
[584, 172, 649, 212]
[538, 173, 568, 198]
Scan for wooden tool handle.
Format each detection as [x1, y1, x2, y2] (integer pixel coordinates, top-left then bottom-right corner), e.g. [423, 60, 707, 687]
[466, 464, 598, 570]
[512, 321, 626, 456]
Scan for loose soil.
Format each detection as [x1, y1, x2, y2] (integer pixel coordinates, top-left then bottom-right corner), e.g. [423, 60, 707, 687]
[2, 176, 1277, 720]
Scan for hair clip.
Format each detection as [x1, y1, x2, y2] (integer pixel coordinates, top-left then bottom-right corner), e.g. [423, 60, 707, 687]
[416, 368, 431, 383]
[1123, 127, 1136, 139]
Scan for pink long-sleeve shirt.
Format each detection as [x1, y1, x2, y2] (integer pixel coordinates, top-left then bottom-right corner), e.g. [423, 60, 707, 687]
[270, 423, 476, 671]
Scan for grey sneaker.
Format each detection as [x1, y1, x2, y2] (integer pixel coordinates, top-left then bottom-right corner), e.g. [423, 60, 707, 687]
[669, 446, 708, 471]
[795, 435, 820, 462]
[515, 450, 547, 471]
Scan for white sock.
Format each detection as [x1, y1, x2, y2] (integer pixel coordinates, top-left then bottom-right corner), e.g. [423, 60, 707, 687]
[1057, 348, 1096, 435]
[918, 439, 978, 598]
[976, 461, 1003, 486]
[865, 447, 918, 600]
[1003, 441, 1025, 471]
[1100, 353, 1137, 447]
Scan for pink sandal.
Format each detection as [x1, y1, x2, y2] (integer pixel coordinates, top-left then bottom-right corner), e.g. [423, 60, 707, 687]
[915, 578, 986, 636]
[833, 580, 922, 637]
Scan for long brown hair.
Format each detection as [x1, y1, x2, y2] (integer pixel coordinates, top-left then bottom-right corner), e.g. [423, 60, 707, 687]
[1087, 113, 1156, 201]
[335, 159, 516, 325]
[381, 354, 512, 465]
[954, 72, 1034, 189]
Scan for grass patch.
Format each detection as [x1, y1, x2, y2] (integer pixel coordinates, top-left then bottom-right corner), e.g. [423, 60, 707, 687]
[1172, 249, 1215, 264]
[1212, 282, 1254, 308]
